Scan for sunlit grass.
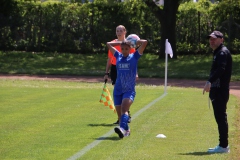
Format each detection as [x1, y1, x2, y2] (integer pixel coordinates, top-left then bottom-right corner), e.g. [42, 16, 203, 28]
[0, 79, 239, 160]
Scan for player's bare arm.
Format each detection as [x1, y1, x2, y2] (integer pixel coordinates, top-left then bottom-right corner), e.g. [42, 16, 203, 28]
[107, 41, 122, 54]
[136, 39, 148, 54]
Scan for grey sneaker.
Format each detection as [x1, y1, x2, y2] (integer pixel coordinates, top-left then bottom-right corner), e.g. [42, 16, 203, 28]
[124, 129, 130, 137]
[208, 145, 230, 153]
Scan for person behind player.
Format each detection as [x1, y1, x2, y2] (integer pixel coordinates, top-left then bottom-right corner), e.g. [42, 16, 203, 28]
[104, 25, 136, 124]
[106, 38, 148, 138]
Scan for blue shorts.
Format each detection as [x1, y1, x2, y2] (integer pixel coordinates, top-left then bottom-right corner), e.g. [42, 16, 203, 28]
[114, 91, 136, 106]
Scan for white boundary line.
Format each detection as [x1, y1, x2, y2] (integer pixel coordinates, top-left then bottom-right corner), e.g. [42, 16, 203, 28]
[67, 93, 167, 160]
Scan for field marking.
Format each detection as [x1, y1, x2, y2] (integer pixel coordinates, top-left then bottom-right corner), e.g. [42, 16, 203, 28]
[67, 93, 167, 160]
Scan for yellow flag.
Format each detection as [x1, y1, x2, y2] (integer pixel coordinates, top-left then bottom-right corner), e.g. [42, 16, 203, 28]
[99, 83, 116, 113]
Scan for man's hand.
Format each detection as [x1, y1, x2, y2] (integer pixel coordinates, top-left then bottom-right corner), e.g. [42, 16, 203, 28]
[203, 81, 211, 95]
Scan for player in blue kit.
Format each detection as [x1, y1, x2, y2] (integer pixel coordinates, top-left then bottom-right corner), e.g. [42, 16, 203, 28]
[106, 38, 148, 138]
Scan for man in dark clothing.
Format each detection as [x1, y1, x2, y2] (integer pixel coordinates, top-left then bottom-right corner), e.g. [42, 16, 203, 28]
[203, 31, 232, 153]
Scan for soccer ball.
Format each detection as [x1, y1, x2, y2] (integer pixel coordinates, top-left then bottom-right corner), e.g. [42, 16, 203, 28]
[126, 34, 140, 48]
[153, 0, 164, 6]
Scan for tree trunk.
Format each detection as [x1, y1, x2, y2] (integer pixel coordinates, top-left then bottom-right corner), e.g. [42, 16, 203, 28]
[145, 0, 180, 59]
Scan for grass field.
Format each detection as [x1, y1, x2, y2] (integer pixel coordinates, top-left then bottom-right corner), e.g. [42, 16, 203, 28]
[0, 51, 239, 81]
[0, 79, 239, 160]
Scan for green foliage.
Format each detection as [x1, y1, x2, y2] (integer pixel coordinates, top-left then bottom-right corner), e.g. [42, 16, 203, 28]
[0, 51, 239, 81]
[210, 0, 240, 53]
[2, 1, 161, 53]
[177, 0, 213, 54]
[0, 1, 240, 54]
[232, 38, 240, 53]
[176, 42, 193, 53]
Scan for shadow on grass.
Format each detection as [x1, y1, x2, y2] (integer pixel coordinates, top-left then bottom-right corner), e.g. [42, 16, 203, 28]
[179, 151, 212, 156]
[88, 123, 116, 127]
[95, 136, 120, 141]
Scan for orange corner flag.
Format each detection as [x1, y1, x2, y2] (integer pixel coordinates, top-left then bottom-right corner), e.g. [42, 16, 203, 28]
[99, 83, 116, 113]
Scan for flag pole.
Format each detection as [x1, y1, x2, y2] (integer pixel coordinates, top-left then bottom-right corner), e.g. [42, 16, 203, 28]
[99, 79, 107, 101]
[164, 48, 168, 94]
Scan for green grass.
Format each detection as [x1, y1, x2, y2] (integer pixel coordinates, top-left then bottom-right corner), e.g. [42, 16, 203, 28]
[0, 51, 239, 81]
[0, 79, 239, 160]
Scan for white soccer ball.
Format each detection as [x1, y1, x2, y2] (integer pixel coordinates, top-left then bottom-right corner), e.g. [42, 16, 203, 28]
[126, 34, 140, 48]
[153, 0, 164, 6]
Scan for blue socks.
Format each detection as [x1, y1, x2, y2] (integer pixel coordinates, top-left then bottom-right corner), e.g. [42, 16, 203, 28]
[120, 114, 129, 131]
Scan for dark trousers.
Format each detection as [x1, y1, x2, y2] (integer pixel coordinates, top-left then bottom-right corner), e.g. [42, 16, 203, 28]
[209, 88, 229, 148]
[110, 65, 117, 85]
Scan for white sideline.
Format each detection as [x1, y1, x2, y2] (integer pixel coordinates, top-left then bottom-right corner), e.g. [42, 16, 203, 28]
[67, 93, 167, 160]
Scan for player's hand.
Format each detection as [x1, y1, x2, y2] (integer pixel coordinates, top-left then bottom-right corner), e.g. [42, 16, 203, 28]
[203, 81, 211, 95]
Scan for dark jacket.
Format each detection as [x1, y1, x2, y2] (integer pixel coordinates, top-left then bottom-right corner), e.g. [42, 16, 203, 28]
[208, 44, 232, 89]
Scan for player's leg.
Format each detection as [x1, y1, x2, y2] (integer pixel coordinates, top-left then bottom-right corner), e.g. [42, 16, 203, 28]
[113, 94, 124, 138]
[114, 98, 132, 139]
[118, 91, 135, 137]
[120, 98, 132, 131]
[114, 91, 135, 138]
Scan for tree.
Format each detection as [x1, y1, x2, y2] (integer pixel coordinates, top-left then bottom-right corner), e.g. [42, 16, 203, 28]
[144, 0, 188, 59]
[0, 0, 17, 16]
[0, 0, 18, 50]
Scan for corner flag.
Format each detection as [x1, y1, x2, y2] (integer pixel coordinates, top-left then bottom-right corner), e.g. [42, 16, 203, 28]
[164, 39, 173, 94]
[165, 39, 173, 58]
[99, 81, 116, 113]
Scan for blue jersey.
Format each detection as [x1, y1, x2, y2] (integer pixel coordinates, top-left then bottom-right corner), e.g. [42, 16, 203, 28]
[113, 50, 141, 95]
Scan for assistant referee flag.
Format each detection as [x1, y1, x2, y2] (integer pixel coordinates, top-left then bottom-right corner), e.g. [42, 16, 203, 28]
[99, 82, 116, 113]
